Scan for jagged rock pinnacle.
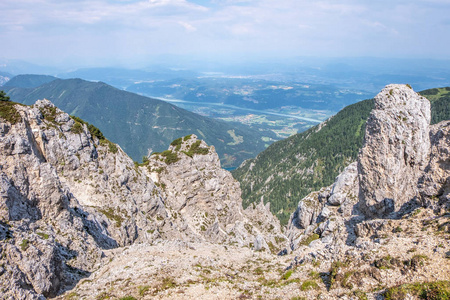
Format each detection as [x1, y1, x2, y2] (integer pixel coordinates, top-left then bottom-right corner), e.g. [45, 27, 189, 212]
[358, 84, 431, 218]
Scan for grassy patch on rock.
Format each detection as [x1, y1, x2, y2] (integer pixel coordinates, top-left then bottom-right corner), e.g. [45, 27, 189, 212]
[98, 207, 125, 227]
[384, 281, 450, 300]
[0, 101, 22, 124]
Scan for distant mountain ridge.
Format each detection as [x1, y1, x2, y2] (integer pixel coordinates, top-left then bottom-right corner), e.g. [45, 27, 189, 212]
[232, 86, 450, 224]
[4, 76, 275, 168]
[58, 67, 199, 89]
[0, 71, 13, 86]
[3, 74, 57, 88]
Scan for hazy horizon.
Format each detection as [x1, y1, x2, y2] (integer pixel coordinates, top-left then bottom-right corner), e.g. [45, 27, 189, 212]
[1, 0, 450, 69]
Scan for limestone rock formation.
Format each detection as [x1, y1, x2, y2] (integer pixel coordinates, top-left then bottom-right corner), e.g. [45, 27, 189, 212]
[286, 162, 361, 253]
[285, 84, 444, 256]
[419, 120, 450, 208]
[0, 100, 169, 299]
[358, 84, 431, 218]
[328, 162, 359, 207]
[1, 83, 449, 300]
[0, 100, 283, 299]
[145, 135, 285, 248]
[280, 84, 449, 299]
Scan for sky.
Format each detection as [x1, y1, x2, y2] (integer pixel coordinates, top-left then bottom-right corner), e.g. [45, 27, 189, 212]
[1, 0, 450, 68]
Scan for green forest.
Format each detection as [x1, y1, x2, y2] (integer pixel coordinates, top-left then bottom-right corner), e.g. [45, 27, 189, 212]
[419, 87, 450, 125]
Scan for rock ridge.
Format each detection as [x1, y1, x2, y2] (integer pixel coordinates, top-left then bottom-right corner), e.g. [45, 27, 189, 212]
[0, 99, 283, 299]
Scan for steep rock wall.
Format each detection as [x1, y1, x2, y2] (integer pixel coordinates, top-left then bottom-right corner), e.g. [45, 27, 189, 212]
[358, 84, 431, 218]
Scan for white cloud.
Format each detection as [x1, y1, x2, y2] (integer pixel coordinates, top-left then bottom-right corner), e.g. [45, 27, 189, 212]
[0, 0, 449, 64]
[178, 21, 197, 32]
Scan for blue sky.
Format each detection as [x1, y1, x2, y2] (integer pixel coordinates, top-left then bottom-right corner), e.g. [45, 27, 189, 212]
[1, 0, 450, 67]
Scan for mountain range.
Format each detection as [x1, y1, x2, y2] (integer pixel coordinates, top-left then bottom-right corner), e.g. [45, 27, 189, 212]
[58, 67, 200, 90]
[3, 75, 275, 168]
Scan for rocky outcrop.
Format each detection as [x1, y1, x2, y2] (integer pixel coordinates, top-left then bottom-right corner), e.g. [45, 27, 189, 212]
[419, 120, 450, 208]
[0, 100, 168, 299]
[1, 83, 449, 300]
[145, 135, 285, 248]
[286, 162, 361, 253]
[0, 100, 283, 299]
[358, 84, 431, 218]
[146, 135, 242, 242]
[285, 84, 448, 261]
[328, 162, 359, 207]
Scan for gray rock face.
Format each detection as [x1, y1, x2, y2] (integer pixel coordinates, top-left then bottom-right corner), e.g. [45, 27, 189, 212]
[328, 162, 359, 206]
[0, 100, 168, 298]
[419, 120, 450, 206]
[286, 162, 362, 252]
[147, 135, 243, 241]
[294, 195, 322, 229]
[354, 219, 389, 238]
[285, 161, 361, 252]
[253, 235, 269, 251]
[0, 100, 283, 298]
[8, 237, 63, 297]
[145, 135, 284, 247]
[358, 84, 431, 218]
[2, 83, 448, 299]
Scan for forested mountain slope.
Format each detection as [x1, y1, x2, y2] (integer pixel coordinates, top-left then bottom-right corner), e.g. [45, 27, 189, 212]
[233, 86, 450, 224]
[2, 74, 57, 88]
[3, 77, 275, 168]
[419, 87, 450, 125]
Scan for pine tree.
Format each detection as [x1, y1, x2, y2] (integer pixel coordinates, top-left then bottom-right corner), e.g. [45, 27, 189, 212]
[0, 90, 10, 101]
